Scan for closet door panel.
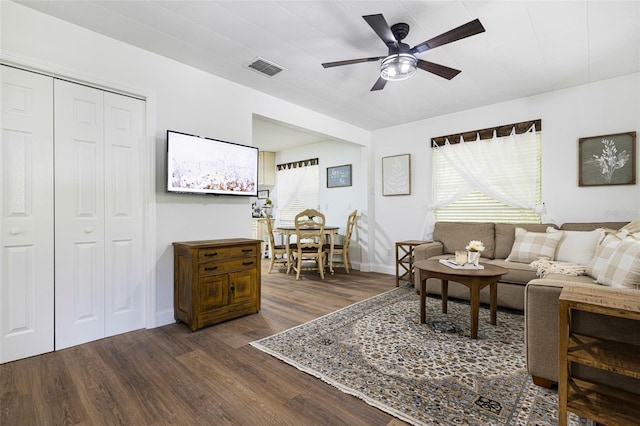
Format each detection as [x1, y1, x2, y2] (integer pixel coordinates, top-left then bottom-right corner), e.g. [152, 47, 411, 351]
[0, 67, 54, 363]
[104, 92, 144, 336]
[54, 80, 105, 350]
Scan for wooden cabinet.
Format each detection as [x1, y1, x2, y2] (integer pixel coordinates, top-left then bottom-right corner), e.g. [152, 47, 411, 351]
[173, 238, 262, 331]
[258, 151, 275, 186]
[558, 286, 640, 426]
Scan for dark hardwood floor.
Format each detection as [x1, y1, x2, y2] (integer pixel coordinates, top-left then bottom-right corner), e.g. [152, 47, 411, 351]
[1, 264, 408, 425]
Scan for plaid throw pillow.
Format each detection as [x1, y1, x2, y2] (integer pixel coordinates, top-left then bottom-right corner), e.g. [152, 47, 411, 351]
[586, 231, 625, 279]
[506, 227, 564, 263]
[597, 236, 640, 289]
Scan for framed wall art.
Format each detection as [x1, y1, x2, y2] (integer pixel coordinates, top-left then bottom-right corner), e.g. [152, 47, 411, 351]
[257, 189, 269, 199]
[578, 131, 636, 187]
[327, 164, 352, 188]
[382, 154, 411, 196]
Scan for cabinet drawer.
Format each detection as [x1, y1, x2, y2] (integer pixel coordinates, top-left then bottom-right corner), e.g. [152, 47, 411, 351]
[198, 257, 257, 276]
[198, 245, 257, 262]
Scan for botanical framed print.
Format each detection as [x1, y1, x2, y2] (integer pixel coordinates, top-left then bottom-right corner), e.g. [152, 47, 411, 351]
[327, 164, 352, 188]
[257, 189, 269, 199]
[382, 154, 411, 196]
[578, 131, 636, 186]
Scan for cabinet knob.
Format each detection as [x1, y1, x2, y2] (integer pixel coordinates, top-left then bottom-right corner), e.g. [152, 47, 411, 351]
[230, 286, 235, 292]
[84, 227, 94, 233]
[9, 227, 21, 235]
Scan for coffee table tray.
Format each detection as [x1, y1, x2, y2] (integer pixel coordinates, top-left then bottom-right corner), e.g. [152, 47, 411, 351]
[438, 259, 485, 270]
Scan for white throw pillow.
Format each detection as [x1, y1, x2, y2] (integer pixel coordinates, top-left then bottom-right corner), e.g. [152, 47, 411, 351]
[585, 231, 626, 279]
[546, 227, 603, 265]
[506, 227, 564, 263]
[597, 236, 640, 289]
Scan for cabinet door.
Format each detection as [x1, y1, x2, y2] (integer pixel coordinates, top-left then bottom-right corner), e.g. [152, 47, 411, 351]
[0, 66, 54, 363]
[54, 80, 106, 350]
[230, 269, 257, 305]
[200, 274, 229, 311]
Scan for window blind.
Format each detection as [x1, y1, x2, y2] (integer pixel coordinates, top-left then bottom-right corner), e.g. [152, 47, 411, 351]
[277, 164, 319, 226]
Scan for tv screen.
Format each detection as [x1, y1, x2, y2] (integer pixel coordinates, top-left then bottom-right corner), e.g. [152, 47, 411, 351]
[167, 130, 258, 196]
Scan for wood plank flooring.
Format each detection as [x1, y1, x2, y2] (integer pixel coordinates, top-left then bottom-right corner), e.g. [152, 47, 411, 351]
[1, 265, 409, 425]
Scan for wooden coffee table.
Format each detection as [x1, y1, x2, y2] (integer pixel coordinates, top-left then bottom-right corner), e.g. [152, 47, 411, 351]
[414, 259, 508, 339]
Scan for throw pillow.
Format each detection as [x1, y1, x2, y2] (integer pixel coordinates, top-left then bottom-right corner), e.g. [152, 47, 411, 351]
[585, 231, 626, 279]
[547, 227, 603, 265]
[506, 227, 564, 263]
[621, 219, 640, 233]
[597, 236, 640, 289]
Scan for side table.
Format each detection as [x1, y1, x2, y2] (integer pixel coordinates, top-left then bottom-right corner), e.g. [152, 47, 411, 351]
[558, 285, 640, 426]
[395, 240, 429, 287]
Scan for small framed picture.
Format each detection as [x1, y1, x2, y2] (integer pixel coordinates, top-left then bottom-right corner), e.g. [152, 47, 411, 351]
[257, 189, 269, 199]
[382, 154, 411, 196]
[327, 164, 352, 188]
[578, 131, 636, 186]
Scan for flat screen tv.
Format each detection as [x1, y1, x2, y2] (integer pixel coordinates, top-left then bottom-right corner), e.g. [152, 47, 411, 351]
[167, 130, 258, 196]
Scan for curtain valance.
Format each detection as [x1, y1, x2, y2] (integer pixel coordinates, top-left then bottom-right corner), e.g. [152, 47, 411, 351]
[431, 119, 541, 147]
[277, 158, 318, 171]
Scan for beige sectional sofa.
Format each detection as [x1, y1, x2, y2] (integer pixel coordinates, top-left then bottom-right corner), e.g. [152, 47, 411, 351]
[413, 220, 637, 388]
[414, 221, 628, 311]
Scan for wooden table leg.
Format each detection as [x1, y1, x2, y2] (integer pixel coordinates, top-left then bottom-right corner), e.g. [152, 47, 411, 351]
[470, 281, 480, 339]
[420, 271, 427, 324]
[441, 279, 448, 314]
[490, 281, 497, 325]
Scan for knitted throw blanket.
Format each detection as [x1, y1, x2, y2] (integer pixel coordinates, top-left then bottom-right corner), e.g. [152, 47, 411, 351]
[530, 259, 587, 278]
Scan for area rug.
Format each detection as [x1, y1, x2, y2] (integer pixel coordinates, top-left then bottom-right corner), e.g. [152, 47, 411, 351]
[251, 284, 580, 425]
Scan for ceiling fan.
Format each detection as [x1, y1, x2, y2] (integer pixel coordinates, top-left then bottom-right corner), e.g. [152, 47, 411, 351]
[322, 14, 485, 91]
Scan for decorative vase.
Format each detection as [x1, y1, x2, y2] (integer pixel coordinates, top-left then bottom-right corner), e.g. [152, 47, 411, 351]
[467, 251, 480, 267]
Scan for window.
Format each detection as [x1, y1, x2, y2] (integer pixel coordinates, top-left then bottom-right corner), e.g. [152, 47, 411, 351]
[276, 162, 319, 226]
[432, 130, 541, 223]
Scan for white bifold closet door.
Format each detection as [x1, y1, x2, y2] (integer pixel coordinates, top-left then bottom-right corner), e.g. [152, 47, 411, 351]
[0, 66, 55, 363]
[54, 79, 145, 350]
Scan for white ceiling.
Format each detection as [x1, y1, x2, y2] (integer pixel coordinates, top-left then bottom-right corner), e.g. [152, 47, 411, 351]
[16, 0, 640, 147]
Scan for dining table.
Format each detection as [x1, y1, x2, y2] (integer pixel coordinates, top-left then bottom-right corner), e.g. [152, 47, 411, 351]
[275, 225, 340, 275]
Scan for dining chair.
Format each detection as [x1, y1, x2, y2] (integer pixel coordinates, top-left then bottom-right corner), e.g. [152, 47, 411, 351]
[324, 209, 357, 274]
[291, 208, 326, 280]
[263, 213, 289, 274]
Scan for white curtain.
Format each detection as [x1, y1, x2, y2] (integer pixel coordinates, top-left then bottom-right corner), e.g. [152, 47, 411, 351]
[275, 164, 318, 226]
[423, 126, 543, 239]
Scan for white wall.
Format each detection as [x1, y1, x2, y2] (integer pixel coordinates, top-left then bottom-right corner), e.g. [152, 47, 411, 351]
[371, 73, 640, 274]
[1, 2, 369, 326]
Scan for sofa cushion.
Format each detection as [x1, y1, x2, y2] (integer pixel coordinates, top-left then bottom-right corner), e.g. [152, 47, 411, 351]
[494, 223, 556, 259]
[546, 227, 603, 265]
[486, 259, 538, 285]
[586, 231, 626, 279]
[506, 227, 564, 263]
[560, 222, 629, 231]
[597, 236, 640, 288]
[433, 222, 495, 258]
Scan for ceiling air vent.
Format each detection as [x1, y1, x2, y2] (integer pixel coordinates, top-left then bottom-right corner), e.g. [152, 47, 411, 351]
[245, 57, 286, 77]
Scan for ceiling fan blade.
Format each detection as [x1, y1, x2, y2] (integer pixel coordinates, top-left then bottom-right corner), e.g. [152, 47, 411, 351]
[322, 56, 385, 68]
[363, 14, 397, 48]
[416, 60, 461, 80]
[411, 19, 485, 54]
[370, 76, 387, 91]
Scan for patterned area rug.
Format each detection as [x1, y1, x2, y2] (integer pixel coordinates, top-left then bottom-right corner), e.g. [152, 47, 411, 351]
[251, 284, 580, 425]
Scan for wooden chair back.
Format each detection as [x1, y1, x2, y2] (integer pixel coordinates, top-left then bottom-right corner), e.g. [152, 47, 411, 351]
[263, 212, 289, 273]
[292, 209, 326, 279]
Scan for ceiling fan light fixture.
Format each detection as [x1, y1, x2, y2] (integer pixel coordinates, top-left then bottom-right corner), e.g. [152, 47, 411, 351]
[380, 54, 417, 81]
